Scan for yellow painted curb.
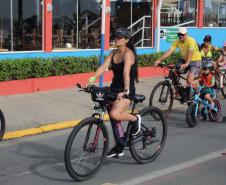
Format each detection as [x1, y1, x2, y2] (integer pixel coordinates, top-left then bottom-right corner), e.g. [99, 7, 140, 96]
[2, 109, 139, 140]
[3, 114, 111, 140]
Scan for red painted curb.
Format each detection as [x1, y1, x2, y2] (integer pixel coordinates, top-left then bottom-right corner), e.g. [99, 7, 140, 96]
[0, 67, 166, 96]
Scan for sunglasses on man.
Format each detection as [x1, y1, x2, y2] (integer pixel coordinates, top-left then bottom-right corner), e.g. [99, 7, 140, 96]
[177, 33, 186, 37]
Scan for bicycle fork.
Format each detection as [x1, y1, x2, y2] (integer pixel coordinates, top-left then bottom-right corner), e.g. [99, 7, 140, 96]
[159, 82, 170, 103]
[83, 120, 104, 152]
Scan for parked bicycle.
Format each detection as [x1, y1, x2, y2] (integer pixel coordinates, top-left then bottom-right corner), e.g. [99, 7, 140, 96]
[64, 84, 167, 181]
[186, 85, 225, 128]
[0, 109, 5, 141]
[149, 63, 192, 116]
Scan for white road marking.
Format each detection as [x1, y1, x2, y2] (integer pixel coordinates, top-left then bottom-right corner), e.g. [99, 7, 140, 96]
[119, 149, 226, 185]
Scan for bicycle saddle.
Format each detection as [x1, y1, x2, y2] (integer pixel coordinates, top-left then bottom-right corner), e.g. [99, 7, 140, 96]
[133, 94, 145, 103]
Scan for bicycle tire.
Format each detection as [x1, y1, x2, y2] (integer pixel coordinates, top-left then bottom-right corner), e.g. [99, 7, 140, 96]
[64, 117, 109, 181]
[186, 103, 199, 128]
[220, 74, 226, 98]
[208, 99, 221, 122]
[149, 81, 173, 117]
[129, 106, 167, 164]
[0, 110, 6, 141]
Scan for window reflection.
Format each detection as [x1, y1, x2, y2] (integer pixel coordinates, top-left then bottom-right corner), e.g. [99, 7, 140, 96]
[161, 0, 197, 26]
[110, 0, 152, 48]
[0, 0, 11, 51]
[204, 0, 226, 27]
[13, 0, 42, 51]
[52, 0, 101, 50]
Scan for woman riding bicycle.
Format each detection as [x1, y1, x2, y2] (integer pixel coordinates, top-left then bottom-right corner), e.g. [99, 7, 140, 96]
[88, 27, 141, 158]
[155, 27, 202, 102]
[200, 35, 221, 61]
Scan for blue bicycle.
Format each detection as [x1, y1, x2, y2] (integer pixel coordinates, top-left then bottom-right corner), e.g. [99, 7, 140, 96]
[186, 86, 222, 128]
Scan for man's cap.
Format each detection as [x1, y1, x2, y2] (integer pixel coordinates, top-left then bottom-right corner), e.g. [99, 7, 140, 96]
[115, 27, 131, 39]
[178, 27, 188, 35]
[204, 35, 212, 42]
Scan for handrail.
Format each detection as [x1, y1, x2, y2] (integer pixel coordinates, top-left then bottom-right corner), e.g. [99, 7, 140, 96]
[127, 15, 152, 47]
[170, 20, 195, 27]
[81, 17, 101, 32]
[127, 15, 151, 30]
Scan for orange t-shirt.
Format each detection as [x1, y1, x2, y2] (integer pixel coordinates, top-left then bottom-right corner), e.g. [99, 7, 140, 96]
[200, 73, 215, 87]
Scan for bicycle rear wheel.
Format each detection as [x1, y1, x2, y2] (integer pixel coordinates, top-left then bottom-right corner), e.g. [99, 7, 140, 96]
[149, 81, 173, 117]
[129, 106, 167, 164]
[220, 74, 226, 98]
[64, 117, 109, 181]
[186, 103, 199, 128]
[0, 110, 6, 141]
[208, 100, 221, 121]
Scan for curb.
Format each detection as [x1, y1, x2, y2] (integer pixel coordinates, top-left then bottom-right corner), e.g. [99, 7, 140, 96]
[3, 114, 110, 140]
[2, 106, 186, 140]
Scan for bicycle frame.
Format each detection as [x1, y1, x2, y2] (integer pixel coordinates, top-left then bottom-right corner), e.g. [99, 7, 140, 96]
[191, 87, 218, 118]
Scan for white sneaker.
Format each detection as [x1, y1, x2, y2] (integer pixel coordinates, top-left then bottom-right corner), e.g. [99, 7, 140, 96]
[132, 114, 141, 136]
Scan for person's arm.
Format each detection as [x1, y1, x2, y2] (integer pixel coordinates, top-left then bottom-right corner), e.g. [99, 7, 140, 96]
[155, 48, 174, 65]
[155, 40, 177, 66]
[123, 49, 135, 94]
[216, 55, 223, 65]
[212, 45, 222, 52]
[88, 52, 113, 83]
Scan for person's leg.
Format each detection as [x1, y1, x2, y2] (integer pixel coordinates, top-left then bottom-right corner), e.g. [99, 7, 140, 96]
[186, 62, 201, 100]
[109, 98, 136, 122]
[110, 98, 141, 135]
[107, 99, 141, 158]
[205, 93, 214, 109]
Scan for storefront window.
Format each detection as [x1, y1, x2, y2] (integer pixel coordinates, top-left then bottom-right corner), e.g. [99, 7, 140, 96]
[0, 1, 11, 52]
[13, 0, 42, 51]
[161, 0, 197, 27]
[204, 0, 226, 27]
[0, 0, 42, 52]
[53, 0, 100, 50]
[110, 0, 152, 47]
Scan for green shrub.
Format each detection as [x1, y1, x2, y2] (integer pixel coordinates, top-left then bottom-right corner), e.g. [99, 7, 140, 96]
[0, 52, 181, 82]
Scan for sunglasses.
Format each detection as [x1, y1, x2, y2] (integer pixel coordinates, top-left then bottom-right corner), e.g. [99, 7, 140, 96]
[177, 33, 185, 37]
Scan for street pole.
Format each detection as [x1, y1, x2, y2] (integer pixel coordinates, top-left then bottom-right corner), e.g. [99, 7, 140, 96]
[156, 0, 163, 52]
[99, 0, 106, 87]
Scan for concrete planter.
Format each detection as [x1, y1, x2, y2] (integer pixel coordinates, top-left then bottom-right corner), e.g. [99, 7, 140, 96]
[0, 66, 166, 96]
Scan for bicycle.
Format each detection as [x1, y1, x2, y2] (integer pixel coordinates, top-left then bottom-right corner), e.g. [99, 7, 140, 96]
[64, 84, 167, 181]
[0, 110, 5, 141]
[149, 63, 192, 116]
[215, 64, 226, 98]
[186, 85, 225, 128]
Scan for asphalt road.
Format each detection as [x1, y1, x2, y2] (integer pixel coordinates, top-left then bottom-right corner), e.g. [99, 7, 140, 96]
[0, 103, 226, 185]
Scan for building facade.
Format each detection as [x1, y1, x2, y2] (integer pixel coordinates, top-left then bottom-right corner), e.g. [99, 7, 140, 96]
[0, 0, 226, 59]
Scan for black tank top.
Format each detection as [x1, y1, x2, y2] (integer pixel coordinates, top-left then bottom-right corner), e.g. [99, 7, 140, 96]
[110, 49, 136, 95]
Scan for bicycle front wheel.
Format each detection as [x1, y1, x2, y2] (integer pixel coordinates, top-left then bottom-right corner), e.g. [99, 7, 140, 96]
[149, 81, 173, 116]
[129, 106, 167, 164]
[186, 103, 199, 128]
[0, 110, 6, 141]
[64, 117, 109, 181]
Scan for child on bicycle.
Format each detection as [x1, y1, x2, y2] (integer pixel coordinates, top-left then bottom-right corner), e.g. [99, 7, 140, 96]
[216, 41, 226, 88]
[192, 62, 216, 110]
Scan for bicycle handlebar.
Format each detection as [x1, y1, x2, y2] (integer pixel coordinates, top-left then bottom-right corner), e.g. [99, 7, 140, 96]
[76, 83, 92, 93]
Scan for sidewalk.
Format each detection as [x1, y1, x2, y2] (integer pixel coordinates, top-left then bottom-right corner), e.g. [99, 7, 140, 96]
[0, 77, 182, 140]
